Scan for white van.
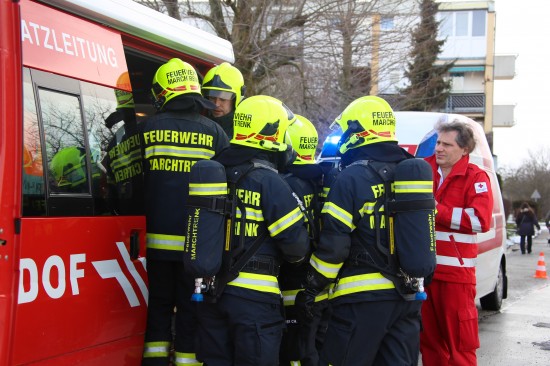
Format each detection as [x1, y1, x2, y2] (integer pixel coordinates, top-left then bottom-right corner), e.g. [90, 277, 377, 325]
[318, 111, 508, 310]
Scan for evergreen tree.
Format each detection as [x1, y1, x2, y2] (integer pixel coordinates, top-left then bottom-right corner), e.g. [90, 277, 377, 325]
[400, 0, 454, 111]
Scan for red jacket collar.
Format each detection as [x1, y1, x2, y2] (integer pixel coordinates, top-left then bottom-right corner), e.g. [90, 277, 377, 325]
[426, 154, 470, 179]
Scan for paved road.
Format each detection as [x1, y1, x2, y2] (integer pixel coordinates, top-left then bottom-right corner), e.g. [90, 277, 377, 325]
[477, 229, 550, 365]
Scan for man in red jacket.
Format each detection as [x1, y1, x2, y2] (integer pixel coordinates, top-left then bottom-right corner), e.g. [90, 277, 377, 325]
[420, 120, 493, 366]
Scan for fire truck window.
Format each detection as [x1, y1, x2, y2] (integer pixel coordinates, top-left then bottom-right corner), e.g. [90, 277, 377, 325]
[39, 88, 91, 195]
[22, 68, 46, 216]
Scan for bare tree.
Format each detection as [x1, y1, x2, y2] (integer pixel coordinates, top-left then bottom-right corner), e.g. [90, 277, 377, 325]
[499, 147, 550, 218]
[134, 0, 420, 143]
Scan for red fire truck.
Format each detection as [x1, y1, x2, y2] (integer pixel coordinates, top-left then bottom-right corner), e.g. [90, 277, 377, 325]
[0, 0, 234, 364]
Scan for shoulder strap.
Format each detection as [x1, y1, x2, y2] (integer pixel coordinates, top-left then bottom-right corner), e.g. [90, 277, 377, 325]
[225, 162, 270, 277]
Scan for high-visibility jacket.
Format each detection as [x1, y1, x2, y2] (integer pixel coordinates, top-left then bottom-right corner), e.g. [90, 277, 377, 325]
[310, 144, 414, 303]
[425, 154, 493, 284]
[141, 103, 229, 261]
[218, 154, 309, 304]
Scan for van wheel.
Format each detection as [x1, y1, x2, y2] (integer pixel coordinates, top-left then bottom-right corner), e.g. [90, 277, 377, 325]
[480, 262, 505, 311]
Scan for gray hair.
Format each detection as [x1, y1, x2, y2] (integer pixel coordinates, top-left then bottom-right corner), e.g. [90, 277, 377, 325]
[436, 119, 476, 153]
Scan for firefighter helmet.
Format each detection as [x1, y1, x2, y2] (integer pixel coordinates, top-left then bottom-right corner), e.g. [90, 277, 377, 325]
[151, 58, 201, 110]
[115, 72, 134, 109]
[231, 95, 294, 152]
[331, 96, 397, 154]
[202, 62, 245, 106]
[50, 146, 87, 189]
[287, 114, 318, 164]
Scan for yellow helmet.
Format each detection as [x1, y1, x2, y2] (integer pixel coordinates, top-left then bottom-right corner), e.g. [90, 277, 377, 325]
[331, 95, 397, 154]
[202, 62, 245, 106]
[115, 72, 134, 109]
[231, 95, 294, 151]
[287, 114, 318, 164]
[151, 58, 201, 110]
[50, 147, 87, 188]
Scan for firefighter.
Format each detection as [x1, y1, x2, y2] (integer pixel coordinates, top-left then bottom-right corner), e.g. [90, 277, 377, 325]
[101, 72, 144, 215]
[141, 58, 229, 366]
[295, 96, 426, 366]
[420, 120, 494, 366]
[201, 62, 246, 139]
[278, 114, 327, 366]
[194, 95, 310, 366]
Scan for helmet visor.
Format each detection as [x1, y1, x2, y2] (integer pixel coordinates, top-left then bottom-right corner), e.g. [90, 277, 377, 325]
[204, 89, 235, 101]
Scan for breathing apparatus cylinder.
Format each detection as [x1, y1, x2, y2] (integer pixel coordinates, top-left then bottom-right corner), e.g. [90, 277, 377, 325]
[389, 158, 436, 280]
[184, 160, 230, 301]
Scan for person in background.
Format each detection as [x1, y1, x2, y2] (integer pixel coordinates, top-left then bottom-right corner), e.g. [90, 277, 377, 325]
[201, 62, 246, 139]
[195, 95, 309, 366]
[515, 202, 541, 254]
[420, 119, 494, 366]
[102, 72, 144, 215]
[141, 58, 229, 366]
[278, 114, 327, 366]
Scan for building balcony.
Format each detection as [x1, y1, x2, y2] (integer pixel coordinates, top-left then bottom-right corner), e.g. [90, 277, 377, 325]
[443, 93, 485, 114]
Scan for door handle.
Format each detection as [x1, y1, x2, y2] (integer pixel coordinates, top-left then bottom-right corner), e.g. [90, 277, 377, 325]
[130, 230, 140, 260]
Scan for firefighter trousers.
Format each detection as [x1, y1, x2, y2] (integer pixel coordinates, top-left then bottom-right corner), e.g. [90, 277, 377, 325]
[319, 299, 422, 366]
[142, 260, 199, 366]
[196, 293, 285, 366]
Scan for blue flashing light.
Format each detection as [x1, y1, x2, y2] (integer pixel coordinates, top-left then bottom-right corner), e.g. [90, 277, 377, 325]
[416, 130, 438, 158]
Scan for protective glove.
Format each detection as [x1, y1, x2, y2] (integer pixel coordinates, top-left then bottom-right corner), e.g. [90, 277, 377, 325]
[295, 287, 320, 321]
[295, 267, 331, 321]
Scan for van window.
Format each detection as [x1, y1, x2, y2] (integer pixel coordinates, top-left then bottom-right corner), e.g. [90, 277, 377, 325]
[22, 68, 145, 216]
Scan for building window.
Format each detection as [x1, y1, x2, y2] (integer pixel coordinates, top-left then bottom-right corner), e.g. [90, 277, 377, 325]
[381, 16, 394, 31]
[438, 10, 486, 37]
[455, 11, 469, 36]
[472, 10, 486, 36]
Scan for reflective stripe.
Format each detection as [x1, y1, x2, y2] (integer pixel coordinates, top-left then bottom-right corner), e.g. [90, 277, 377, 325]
[145, 145, 215, 160]
[189, 182, 227, 196]
[282, 289, 328, 306]
[322, 202, 354, 230]
[394, 180, 433, 193]
[436, 231, 478, 244]
[147, 233, 185, 251]
[310, 253, 341, 279]
[268, 207, 303, 236]
[465, 207, 482, 232]
[451, 207, 462, 230]
[360, 201, 376, 216]
[290, 361, 301, 366]
[236, 207, 264, 221]
[282, 289, 300, 306]
[437, 255, 476, 267]
[331, 273, 395, 298]
[143, 341, 170, 358]
[321, 187, 330, 198]
[111, 149, 141, 170]
[227, 272, 280, 294]
[174, 352, 202, 366]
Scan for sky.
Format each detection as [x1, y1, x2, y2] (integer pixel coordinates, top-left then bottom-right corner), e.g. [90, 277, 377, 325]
[492, 0, 550, 169]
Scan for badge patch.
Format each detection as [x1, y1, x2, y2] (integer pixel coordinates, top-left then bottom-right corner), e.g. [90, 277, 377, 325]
[474, 182, 488, 194]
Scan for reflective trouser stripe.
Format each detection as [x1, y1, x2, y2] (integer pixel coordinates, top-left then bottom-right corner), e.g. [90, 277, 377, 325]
[174, 352, 202, 366]
[143, 341, 170, 358]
